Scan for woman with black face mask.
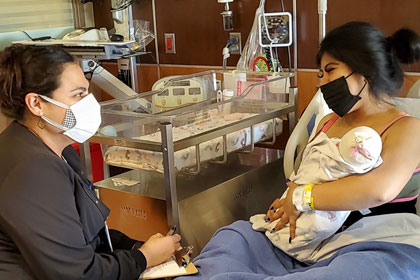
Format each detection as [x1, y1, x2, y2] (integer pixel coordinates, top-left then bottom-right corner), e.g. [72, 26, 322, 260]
[266, 22, 420, 237]
[175, 22, 420, 280]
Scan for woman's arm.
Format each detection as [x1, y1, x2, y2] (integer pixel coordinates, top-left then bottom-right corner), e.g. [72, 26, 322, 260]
[268, 116, 420, 238]
[312, 116, 420, 211]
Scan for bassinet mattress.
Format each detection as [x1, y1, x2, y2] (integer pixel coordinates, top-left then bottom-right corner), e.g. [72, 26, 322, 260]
[104, 112, 283, 173]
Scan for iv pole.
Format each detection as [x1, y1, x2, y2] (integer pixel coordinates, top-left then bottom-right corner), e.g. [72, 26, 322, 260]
[318, 0, 327, 43]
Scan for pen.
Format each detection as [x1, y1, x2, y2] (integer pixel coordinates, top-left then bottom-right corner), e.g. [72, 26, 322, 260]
[167, 225, 177, 236]
[104, 221, 114, 252]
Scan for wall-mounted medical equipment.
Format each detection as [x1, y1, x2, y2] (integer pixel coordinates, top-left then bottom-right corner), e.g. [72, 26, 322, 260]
[218, 0, 234, 31]
[237, 0, 297, 78]
[258, 12, 292, 47]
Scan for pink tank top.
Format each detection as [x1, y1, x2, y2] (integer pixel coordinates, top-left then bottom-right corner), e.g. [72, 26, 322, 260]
[320, 112, 418, 203]
[320, 112, 410, 135]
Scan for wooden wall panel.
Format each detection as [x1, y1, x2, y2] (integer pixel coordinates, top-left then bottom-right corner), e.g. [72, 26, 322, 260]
[94, 0, 302, 67]
[93, 1, 420, 70]
[326, 0, 420, 72]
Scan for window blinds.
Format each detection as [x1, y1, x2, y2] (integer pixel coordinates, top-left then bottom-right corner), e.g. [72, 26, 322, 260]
[0, 0, 74, 33]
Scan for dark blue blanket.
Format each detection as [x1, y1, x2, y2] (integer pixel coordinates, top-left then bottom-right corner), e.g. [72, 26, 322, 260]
[177, 221, 420, 280]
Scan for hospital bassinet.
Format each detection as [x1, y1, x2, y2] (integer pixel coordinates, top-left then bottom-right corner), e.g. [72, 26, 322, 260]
[88, 70, 296, 254]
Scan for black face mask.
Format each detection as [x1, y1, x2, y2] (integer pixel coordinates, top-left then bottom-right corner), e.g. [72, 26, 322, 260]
[320, 73, 367, 117]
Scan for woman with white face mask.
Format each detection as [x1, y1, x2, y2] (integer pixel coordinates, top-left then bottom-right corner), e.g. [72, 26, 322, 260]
[0, 45, 180, 280]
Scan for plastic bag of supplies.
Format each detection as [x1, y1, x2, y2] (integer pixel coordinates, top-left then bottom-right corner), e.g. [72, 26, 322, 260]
[237, 0, 269, 71]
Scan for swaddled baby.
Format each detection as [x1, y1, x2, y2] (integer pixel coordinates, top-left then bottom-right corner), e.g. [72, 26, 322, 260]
[250, 126, 383, 262]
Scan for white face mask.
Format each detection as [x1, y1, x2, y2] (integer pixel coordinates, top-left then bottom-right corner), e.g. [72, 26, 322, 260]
[39, 94, 101, 143]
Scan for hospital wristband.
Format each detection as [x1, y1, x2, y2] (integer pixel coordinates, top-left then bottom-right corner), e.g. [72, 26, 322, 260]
[292, 184, 315, 211]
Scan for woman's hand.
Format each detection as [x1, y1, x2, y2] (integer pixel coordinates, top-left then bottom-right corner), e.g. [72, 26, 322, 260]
[265, 181, 302, 240]
[139, 232, 181, 268]
[276, 181, 301, 240]
[265, 196, 284, 223]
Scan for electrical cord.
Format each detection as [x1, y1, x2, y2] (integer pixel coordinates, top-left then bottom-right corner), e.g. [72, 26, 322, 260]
[262, 4, 280, 72]
[21, 30, 52, 41]
[264, 47, 273, 70]
[134, 51, 162, 83]
[21, 31, 33, 40]
[269, 43, 276, 71]
[275, 45, 282, 72]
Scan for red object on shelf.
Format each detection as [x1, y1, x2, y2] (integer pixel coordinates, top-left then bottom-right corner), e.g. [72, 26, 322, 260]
[71, 143, 104, 183]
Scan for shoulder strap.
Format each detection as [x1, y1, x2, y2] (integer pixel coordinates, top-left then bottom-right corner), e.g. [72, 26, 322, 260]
[315, 112, 410, 137]
[379, 112, 411, 136]
[310, 114, 339, 141]
[320, 114, 340, 133]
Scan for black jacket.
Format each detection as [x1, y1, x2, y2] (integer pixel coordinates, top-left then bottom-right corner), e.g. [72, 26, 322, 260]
[0, 121, 146, 280]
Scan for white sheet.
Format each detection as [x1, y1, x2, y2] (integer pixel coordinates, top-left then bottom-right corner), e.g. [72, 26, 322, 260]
[104, 116, 282, 173]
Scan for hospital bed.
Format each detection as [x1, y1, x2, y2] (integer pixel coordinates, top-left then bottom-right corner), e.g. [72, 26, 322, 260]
[407, 78, 420, 99]
[284, 89, 420, 215]
[175, 91, 420, 280]
[90, 70, 296, 254]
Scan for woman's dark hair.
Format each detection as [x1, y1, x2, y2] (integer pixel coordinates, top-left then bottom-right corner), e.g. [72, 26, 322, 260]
[0, 45, 75, 120]
[316, 21, 420, 99]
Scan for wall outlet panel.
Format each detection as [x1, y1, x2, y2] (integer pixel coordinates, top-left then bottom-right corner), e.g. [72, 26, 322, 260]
[164, 33, 176, 54]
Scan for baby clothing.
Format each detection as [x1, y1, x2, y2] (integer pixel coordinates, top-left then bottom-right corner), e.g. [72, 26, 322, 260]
[250, 126, 383, 262]
[339, 126, 383, 172]
[290, 126, 382, 184]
